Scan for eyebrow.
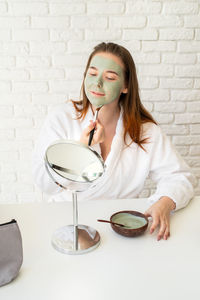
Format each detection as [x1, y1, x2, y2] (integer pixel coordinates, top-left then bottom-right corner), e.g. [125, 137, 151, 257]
[89, 66, 119, 76]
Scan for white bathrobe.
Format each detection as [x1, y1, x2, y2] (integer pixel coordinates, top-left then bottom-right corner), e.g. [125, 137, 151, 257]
[32, 101, 195, 210]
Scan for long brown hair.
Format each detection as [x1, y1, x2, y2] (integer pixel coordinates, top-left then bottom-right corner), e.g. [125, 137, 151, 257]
[72, 42, 156, 149]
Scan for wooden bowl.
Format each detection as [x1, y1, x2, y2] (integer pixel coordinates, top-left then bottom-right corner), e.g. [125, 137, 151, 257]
[110, 210, 149, 237]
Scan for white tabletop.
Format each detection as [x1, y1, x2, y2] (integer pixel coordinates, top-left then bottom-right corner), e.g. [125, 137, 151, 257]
[0, 196, 200, 300]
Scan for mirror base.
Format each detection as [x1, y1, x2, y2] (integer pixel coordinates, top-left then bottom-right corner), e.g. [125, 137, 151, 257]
[51, 225, 100, 255]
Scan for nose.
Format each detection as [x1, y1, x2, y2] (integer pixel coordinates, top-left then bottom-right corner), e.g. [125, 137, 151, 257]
[96, 75, 103, 88]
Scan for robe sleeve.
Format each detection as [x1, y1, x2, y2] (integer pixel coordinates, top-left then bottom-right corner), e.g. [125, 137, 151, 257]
[147, 125, 196, 211]
[32, 107, 70, 195]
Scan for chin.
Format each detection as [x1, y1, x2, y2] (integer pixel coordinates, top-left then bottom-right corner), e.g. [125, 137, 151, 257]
[90, 100, 105, 107]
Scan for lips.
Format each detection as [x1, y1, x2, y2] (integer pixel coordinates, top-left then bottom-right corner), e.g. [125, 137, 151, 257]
[90, 91, 105, 96]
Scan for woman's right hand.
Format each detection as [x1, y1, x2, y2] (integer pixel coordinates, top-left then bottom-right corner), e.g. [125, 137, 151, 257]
[80, 120, 105, 146]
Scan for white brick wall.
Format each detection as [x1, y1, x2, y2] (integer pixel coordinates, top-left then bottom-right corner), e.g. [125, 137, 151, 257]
[0, 0, 200, 203]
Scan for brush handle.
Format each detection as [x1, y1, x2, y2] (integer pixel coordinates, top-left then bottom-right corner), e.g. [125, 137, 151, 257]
[97, 219, 126, 227]
[88, 128, 95, 146]
[88, 109, 99, 146]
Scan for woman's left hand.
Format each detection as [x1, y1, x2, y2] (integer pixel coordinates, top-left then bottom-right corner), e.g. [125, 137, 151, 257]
[144, 196, 176, 241]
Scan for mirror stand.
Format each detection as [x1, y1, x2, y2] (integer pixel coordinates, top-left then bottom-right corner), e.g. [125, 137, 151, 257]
[51, 191, 100, 255]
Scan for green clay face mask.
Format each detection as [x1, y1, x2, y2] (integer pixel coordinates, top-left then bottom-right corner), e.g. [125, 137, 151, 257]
[112, 213, 147, 229]
[84, 54, 126, 107]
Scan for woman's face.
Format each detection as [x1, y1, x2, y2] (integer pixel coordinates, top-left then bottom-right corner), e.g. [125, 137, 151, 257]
[84, 52, 127, 108]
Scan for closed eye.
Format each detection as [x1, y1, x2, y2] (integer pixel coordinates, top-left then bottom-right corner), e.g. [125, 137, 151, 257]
[106, 72, 118, 81]
[106, 77, 115, 80]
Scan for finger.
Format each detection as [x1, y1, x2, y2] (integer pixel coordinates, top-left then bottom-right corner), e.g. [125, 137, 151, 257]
[163, 227, 170, 240]
[144, 211, 151, 218]
[84, 121, 95, 135]
[93, 122, 105, 143]
[89, 120, 96, 128]
[150, 217, 159, 234]
[157, 221, 167, 241]
[95, 120, 103, 129]
[163, 221, 170, 240]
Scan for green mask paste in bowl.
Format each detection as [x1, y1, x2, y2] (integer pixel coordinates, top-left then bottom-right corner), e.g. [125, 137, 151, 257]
[110, 211, 148, 237]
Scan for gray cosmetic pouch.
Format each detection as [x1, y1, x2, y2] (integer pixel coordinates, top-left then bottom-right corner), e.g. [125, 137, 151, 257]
[0, 219, 23, 287]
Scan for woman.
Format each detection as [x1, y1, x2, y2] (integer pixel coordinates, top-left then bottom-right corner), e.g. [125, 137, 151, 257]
[32, 42, 195, 241]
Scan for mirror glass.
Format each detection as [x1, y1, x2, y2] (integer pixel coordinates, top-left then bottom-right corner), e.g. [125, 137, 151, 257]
[45, 140, 104, 183]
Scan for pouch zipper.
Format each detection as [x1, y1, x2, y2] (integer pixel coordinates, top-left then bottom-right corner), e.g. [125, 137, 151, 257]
[0, 219, 16, 226]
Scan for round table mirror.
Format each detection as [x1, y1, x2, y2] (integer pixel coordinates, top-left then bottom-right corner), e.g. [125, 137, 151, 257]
[45, 140, 105, 255]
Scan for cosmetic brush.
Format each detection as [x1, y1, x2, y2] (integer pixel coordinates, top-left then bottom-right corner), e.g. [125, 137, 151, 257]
[88, 106, 102, 146]
[97, 219, 128, 227]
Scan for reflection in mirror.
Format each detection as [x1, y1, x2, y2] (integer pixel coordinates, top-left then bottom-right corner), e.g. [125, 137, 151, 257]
[45, 140, 104, 183]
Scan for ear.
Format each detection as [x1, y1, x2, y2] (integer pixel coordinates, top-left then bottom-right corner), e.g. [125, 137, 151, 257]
[122, 87, 128, 94]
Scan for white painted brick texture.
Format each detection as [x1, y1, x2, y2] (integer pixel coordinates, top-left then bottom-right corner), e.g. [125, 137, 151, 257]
[0, 0, 200, 203]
